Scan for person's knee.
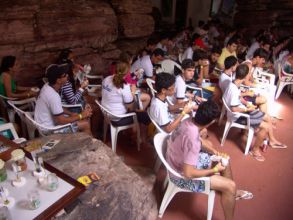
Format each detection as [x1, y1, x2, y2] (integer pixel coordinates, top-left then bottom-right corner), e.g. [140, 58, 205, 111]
[225, 179, 236, 195]
[256, 96, 267, 104]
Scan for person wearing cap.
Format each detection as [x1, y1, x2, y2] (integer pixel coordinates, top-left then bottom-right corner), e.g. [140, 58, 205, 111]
[130, 48, 165, 80]
[217, 37, 238, 70]
[34, 64, 92, 135]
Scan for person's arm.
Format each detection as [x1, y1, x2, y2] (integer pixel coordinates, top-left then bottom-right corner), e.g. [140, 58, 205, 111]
[54, 107, 92, 125]
[62, 81, 85, 105]
[195, 66, 204, 85]
[183, 162, 225, 178]
[201, 59, 210, 79]
[231, 105, 256, 113]
[163, 104, 192, 133]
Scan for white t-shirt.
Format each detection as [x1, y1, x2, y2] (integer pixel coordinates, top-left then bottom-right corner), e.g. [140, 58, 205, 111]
[246, 42, 260, 59]
[35, 83, 63, 128]
[219, 72, 233, 93]
[172, 75, 186, 103]
[223, 82, 244, 120]
[149, 97, 172, 127]
[156, 42, 168, 53]
[182, 47, 193, 61]
[101, 75, 134, 117]
[131, 55, 153, 78]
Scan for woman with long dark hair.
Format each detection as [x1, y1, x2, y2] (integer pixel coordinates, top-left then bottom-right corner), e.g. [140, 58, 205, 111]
[0, 56, 38, 98]
[55, 49, 88, 105]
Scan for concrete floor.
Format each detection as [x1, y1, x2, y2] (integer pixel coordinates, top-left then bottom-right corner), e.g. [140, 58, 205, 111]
[103, 92, 293, 220]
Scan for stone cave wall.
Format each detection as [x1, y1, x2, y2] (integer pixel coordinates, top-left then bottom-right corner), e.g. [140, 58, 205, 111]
[234, 0, 293, 39]
[0, 0, 154, 86]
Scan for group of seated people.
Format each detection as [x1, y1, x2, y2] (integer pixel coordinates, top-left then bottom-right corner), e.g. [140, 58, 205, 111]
[0, 22, 291, 220]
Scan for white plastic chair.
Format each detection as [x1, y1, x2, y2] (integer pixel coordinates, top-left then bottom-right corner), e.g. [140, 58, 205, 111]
[85, 74, 103, 94]
[95, 100, 141, 153]
[158, 59, 182, 75]
[253, 68, 275, 86]
[275, 63, 293, 99]
[154, 133, 215, 220]
[7, 98, 36, 136]
[146, 78, 157, 97]
[147, 108, 170, 172]
[0, 95, 17, 122]
[24, 112, 74, 139]
[0, 122, 26, 144]
[221, 98, 254, 155]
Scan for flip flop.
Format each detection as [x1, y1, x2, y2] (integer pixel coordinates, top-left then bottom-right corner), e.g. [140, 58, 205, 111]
[269, 143, 287, 149]
[236, 190, 254, 200]
[249, 151, 265, 162]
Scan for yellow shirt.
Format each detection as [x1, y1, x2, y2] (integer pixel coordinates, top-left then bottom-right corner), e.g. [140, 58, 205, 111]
[217, 48, 237, 67]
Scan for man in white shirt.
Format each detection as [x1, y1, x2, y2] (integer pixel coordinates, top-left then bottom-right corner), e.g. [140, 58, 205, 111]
[149, 73, 192, 133]
[156, 34, 169, 55]
[35, 64, 92, 135]
[173, 59, 202, 107]
[219, 56, 238, 94]
[224, 64, 284, 161]
[246, 36, 271, 60]
[131, 48, 164, 79]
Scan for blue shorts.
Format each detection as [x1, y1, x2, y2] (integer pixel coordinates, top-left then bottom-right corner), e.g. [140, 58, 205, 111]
[170, 152, 211, 193]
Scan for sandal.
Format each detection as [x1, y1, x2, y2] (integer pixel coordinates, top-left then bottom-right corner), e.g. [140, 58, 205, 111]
[249, 151, 265, 162]
[269, 143, 287, 149]
[236, 190, 254, 200]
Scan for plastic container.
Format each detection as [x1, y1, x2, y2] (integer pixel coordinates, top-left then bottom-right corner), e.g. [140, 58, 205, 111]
[0, 160, 7, 182]
[11, 149, 27, 172]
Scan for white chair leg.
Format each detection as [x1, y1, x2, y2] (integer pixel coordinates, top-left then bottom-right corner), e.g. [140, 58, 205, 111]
[159, 181, 178, 218]
[163, 176, 168, 191]
[275, 81, 286, 99]
[245, 128, 254, 155]
[103, 119, 108, 143]
[7, 110, 15, 123]
[207, 190, 215, 220]
[154, 156, 161, 172]
[110, 125, 118, 153]
[218, 105, 226, 126]
[221, 121, 231, 146]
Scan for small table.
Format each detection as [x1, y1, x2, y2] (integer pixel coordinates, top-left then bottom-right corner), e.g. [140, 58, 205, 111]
[0, 136, 85, 220]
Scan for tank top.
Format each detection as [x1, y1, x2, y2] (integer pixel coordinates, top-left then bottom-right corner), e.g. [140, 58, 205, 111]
[0, 73, 16, 96]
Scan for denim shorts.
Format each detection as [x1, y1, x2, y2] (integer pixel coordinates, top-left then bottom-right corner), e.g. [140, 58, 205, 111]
[170, 152, 211, 193]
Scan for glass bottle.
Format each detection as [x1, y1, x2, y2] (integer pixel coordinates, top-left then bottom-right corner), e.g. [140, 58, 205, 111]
[0, 160, 7, 182]
[11, 149, 27, 172]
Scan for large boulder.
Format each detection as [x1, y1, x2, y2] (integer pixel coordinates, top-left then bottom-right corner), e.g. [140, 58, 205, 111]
[34, 133, 158, 220]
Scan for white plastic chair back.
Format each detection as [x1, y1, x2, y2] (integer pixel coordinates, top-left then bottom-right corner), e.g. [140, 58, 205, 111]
[95, 100, 140, 153]
[275, 62, 293, 99]
[24, 112, 73, 139]
[146, 78, 157, 97]
[158, 59, 182, 75]
[154, 133, 215, 220]
[221, 98, 254, 155]
[7, 98, 36, 136]
[0, 95, 17, 122]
